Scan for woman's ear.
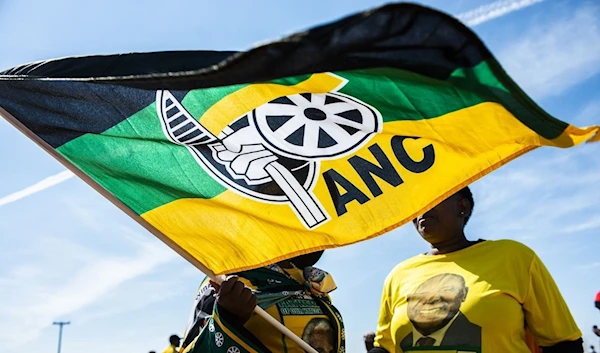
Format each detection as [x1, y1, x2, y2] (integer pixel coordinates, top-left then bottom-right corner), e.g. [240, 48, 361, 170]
[458, 197, 471, 219]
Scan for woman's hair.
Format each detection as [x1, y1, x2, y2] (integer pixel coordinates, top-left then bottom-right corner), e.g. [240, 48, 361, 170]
[290, 250, 325, 269]
[456, 186, 475, 225]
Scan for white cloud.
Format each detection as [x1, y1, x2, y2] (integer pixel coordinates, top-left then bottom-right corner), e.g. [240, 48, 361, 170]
[0, 170, 74, 208]
[0, 232, 177, 350]
[574, 100, 600, 126]
[457, 0, 544, 27]
[562, 218, 600, 233]
[576, 262, 600, 270]
[498, 3, 600, 99]
[471, 144, 600, 245]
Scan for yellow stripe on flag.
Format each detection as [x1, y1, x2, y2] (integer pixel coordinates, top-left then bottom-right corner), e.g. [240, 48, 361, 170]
[142, 102, 599, 274]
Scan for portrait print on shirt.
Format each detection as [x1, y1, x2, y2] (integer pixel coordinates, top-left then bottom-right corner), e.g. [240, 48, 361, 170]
[302, 318, 335, 353]
[400, 273, 481, 352]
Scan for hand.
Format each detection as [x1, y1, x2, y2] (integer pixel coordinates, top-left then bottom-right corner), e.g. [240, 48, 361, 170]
[213, 276, 257, 325]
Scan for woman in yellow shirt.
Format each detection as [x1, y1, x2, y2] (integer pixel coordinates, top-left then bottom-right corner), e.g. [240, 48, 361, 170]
[371, 186, 582, 353]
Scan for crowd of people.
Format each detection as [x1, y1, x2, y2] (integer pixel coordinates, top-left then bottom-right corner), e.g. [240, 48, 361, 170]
[152, 187, 592, 352]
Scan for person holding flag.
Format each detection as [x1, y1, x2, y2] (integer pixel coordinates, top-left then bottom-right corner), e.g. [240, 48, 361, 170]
[371, 186, 583, 353]
[181, 251, 344, 353]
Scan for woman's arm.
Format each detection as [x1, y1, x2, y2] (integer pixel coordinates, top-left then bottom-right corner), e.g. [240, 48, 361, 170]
[523, 253, 582, 352]
[371, 276, 396, 353]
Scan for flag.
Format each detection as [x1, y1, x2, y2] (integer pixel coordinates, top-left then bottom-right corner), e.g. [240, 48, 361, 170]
[0, 3, 597, 276]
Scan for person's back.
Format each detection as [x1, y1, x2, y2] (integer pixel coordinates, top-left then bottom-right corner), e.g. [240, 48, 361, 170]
[182, 251, 344, 353]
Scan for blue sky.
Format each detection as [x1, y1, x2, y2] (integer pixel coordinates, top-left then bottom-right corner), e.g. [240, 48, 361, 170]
[0, 0, 599, 352]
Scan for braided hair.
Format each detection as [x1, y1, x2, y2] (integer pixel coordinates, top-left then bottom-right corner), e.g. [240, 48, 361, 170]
[456, 186, 475, 225]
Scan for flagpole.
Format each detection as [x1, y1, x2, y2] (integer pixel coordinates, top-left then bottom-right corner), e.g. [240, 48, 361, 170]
[0, 107, 319, 353]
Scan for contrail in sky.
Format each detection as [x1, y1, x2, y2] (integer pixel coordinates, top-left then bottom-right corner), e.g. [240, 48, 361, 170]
[0, 0, 544, 208]
[0, 170, 74, 208]
[457, 0, 544, 27]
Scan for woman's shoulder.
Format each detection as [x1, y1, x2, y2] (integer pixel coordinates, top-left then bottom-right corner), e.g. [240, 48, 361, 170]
[486, 239, 535, 255]
[483, 239, 538, 266]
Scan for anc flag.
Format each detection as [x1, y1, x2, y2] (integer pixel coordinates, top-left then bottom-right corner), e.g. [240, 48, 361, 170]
[0, 3, 597, 276]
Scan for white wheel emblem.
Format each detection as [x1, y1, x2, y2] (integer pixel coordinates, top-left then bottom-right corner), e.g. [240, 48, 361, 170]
[253, 92, 380, 160]
[215, 332, 224, 347]
[227, 347, 241, 353]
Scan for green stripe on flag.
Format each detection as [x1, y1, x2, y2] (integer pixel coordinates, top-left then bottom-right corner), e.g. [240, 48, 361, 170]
[183, 83, 248, 120]
[448, 60, 567, 139]
[57, 102, 227, 215]
[336, 68, 489, 123]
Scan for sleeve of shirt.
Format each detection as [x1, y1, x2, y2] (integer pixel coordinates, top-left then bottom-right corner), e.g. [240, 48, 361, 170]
[523, 253, 582, 347]
[374, 276, 395, 353]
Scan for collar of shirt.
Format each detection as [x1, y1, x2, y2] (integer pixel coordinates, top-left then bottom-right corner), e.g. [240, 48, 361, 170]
[412, 313, 460, 347]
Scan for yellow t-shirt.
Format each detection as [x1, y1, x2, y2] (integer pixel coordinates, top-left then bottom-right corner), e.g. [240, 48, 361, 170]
[374, 240, 581, 353]
[161, 344, 177, 353]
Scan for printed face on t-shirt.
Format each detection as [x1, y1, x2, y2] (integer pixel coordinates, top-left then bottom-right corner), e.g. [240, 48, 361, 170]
[407, 273, 467, 335]
[302, 318, 335, 353]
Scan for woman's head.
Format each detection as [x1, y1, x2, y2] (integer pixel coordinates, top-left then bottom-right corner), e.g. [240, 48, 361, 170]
[290, 250, 325, 268]
[276, 250, 325, 270]
[412, 187, 474, 245]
